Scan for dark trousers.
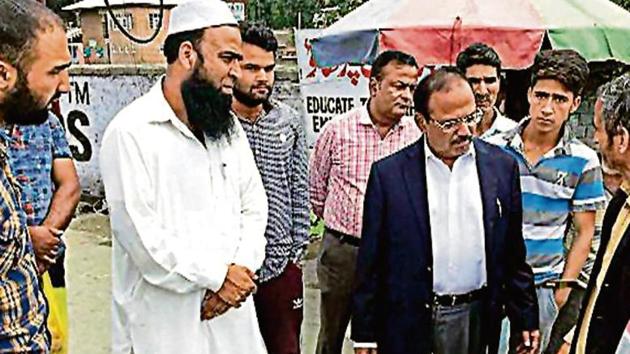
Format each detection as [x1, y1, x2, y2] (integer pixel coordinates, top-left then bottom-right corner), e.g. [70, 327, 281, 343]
[316, 231, 359, 354]
[254, 262, 304, 354]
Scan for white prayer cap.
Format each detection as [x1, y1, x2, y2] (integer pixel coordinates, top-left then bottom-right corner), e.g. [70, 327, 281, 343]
[167, 0, 238, 37]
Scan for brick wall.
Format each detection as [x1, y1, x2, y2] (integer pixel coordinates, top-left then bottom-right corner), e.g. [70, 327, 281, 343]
[80, 7, 172, 65]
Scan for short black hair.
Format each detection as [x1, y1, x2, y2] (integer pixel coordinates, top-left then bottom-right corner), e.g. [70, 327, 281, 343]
[456, 42, 501, 73]
[163, 29, 205, 64]
[530, 49, 589, 97]
[240, 22, 278, 53]
[413, 67, 468, 120]
[370, 50, 418, 81]
[0, 0, 63, 69]
[600, 73, 630, 137]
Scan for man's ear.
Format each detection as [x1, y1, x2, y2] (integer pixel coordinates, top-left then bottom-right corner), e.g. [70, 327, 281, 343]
[416, 113, 427, 132]
[569, 95, 582, 114]
[178, 41, 198, 71]
[616, 126, 630, 155]
[369, 77, 379, 98]
[0, 59, 17, 91]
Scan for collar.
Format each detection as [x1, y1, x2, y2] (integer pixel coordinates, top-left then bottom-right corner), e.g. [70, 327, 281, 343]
[234, 99, 277, 125]
[486, 107, 506, 131]
[504, 117, 573, 157]
[0, 126, 15, 145]
[359, 102, 409, 134]
[424, 136, 475, 163]
[0, 136, 7, 159]
[146, 77, 206, 141]
[480, 107, 503, 138]
[145, 77, 174, 124]
[358, 104, 373, 125]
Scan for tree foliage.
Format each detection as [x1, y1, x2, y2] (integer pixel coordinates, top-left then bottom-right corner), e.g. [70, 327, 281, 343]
[611, 0, 630, 11]
[248, 0, 630, 29]
[46, 0, 78, 22]
[247, 0, 368, 28]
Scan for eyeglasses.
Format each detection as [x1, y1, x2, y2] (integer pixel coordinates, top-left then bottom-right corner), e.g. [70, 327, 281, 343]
[427, 109, 483, 132]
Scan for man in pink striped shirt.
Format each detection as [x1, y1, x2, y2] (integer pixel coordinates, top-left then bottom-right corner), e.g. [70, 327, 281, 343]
[309, 50, 422, 354]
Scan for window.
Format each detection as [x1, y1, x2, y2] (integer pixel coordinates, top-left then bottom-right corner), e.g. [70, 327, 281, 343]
[148, 13, 161, 30]
[109, 13, 134, 32]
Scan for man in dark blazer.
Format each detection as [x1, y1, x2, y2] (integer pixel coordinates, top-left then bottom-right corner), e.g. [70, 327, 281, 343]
[568, 73, 630, 354]
[352, 68, 539, 354]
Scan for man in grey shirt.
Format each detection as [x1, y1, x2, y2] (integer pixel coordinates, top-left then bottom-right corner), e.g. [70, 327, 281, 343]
[232, 22, 310, 354]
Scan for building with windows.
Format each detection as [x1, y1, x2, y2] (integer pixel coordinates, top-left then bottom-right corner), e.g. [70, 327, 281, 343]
[63, 0, 248, 64]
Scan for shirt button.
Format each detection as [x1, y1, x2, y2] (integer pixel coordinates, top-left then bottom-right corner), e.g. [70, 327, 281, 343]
[603, 283, 610, 288]
[425, 303, 430, 309]
[427, 266, 432, 272]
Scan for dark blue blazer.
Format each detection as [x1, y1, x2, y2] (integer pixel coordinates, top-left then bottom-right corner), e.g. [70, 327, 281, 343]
[351, 137, 538, 354]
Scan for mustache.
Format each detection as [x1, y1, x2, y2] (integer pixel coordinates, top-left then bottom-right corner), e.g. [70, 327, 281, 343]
[252, 84, 272, 91]
[452, 135, 473, 145]
[474, 93, 490, 102]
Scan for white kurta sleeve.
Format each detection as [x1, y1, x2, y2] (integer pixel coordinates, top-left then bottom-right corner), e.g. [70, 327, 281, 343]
[231, 128, 268, 272]
[101, 127, 228, 293]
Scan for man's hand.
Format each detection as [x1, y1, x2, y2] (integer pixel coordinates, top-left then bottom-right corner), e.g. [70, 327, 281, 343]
[216, 264, 257, 307]
[557, 342, 570, 354]
[354, 348, 378, 354]
[200, 290, 231, 320]
[516, 330, 540, 354]
[29, 226, 61, 271]
[554, 287, 572, 310]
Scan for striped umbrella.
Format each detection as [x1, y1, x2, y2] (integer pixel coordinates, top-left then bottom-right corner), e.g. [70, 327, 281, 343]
[311, 0, 630, 69]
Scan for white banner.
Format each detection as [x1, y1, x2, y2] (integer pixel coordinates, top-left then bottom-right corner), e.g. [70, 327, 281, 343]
[295, 29, 371, 148]
[295, 29, 436, 148]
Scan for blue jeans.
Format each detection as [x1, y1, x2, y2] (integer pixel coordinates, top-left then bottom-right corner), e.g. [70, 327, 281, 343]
[498, 287, 559, 354]
[432, 299, 484, 354]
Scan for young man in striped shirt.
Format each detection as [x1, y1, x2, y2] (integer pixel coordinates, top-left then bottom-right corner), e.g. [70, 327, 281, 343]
[309, 50, 421, 354]
[489, 50, 606, 353]
[231, 23, 310, 354]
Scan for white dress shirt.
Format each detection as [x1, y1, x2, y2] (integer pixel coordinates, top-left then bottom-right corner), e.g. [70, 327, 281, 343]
[480, 107, 518, 141]
[353, 139, 490, 349]
[100, 80, 269, 354]
[425, 140, 487, 295]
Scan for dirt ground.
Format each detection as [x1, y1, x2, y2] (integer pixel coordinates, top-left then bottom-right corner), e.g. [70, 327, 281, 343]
[62, 213, 630, 354]
[64, 213, 353, 354]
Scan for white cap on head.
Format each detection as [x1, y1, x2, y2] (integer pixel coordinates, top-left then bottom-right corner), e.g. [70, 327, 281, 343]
[167, 0, 238, 37]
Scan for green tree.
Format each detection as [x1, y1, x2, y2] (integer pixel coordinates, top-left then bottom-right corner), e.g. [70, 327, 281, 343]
[611, 0, 630, 10]
[46, 0, 78, 22]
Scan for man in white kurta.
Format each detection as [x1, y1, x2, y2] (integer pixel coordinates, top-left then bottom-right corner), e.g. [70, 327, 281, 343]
[99, 1, 269, 353]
